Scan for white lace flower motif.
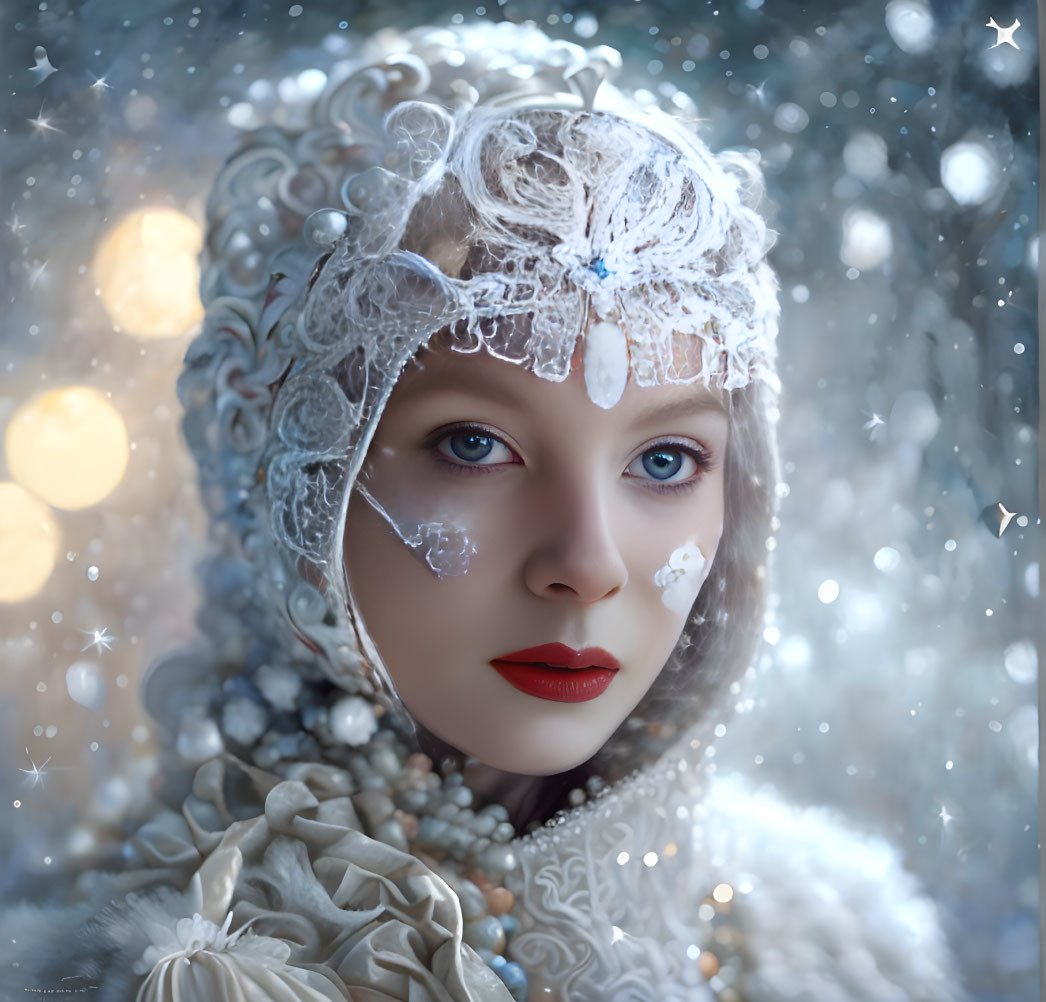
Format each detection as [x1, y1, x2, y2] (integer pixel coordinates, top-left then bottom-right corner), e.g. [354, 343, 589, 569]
[133, 910, 288, 974]
[132, 905, 342, 1002]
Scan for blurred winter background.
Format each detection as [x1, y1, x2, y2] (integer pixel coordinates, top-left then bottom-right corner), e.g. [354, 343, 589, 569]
[0, 0, 1038, 999]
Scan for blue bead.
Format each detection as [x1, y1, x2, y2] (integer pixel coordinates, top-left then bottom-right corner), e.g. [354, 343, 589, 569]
[490, 955, 507, 970]
[498, 962, 528, 1001]
[499, 914, 520, 939]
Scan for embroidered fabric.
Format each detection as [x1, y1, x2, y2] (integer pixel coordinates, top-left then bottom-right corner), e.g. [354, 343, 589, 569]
[117, 755, 513, 1002]
[92, 739, 958, 1002]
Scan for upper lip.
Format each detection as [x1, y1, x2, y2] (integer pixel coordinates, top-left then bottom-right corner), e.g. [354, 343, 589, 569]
[490, 643, 621, 671]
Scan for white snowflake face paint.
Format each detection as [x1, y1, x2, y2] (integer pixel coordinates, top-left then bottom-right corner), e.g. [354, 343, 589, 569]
[353, 481, 476, 578]
[343, 337, 727, 775]
[653, 540, 712, 614]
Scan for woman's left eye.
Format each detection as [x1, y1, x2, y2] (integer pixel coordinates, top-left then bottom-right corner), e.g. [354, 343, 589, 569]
[434, 430, 516, 467]
[625, 444, 705, 486]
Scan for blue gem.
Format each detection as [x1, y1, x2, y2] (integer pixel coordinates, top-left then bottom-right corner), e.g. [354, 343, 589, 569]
[588, 256, 611, 279]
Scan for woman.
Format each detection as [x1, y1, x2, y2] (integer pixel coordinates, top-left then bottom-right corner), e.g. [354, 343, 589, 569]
[8, 23, 959, 1002]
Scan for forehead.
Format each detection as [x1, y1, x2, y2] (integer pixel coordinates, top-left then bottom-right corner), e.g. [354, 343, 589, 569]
[385, 337, 728, 424]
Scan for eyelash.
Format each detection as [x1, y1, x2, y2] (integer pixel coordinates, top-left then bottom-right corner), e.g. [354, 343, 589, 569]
[428, 423, 520, 478]
[629, 441, 714, 496]
[426, 423, 714, 495]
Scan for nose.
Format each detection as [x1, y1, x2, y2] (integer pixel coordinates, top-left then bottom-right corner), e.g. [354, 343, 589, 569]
[522, 474, 628, 604]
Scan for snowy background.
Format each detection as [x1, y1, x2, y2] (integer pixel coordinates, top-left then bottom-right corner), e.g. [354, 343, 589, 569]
[0, 1, 1038, 1000]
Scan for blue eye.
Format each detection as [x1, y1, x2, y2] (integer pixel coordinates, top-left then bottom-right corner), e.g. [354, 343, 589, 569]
[450, 433, 494, 462]
[435, 429, 516, 467]
[625, 444, 703, 485]
[641, 448, 684, 480]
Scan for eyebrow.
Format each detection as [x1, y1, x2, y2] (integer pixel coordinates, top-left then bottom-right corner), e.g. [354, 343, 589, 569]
[633, 393, 728, 424]
[397, 368, 533, 411]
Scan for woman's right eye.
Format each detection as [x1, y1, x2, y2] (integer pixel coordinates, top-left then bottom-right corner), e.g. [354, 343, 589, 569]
[434, 429, 518, 468]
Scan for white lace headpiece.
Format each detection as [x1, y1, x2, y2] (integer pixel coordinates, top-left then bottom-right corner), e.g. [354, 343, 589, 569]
[300, 100, 779, 408]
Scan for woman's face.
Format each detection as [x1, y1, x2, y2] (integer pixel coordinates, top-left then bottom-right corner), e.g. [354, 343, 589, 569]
[343, 331, 728, 775]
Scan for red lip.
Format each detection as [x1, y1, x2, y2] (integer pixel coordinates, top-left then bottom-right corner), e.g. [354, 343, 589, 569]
[490, 643, 621, 703]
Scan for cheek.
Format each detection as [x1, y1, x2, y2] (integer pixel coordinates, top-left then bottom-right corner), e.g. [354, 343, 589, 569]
[343, 496, 440, 656]
[343, 494, 505, 676]
[353, 475, 479, 580]
[652, 538, 716, 614]
[629, 482, 725, 622]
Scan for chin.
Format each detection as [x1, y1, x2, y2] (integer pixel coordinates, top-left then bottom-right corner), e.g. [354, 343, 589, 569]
[412, 705, 611, 776]
[458, 735, 599, 777]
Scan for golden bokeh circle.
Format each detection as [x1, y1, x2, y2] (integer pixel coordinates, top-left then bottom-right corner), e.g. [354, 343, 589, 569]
[6, 386, 129, 510]
[91, 207, 204, 340]
[0, 482, 61, 603]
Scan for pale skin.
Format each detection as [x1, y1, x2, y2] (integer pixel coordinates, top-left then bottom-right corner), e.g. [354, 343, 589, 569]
[343, 327, 727, 776]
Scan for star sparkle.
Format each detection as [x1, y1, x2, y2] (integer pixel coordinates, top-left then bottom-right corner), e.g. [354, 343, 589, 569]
[938, 805, 953, 825]
[89, 75, 111, 93]
[27, 105, 61, 136]
[7, 214, 27, 236]
[861, 412, 887, 443]
[27, 260, 49, 288]
[986, 17, 1020, 50]
[19, 749, 53, 790]
[81, 626, 116, 656]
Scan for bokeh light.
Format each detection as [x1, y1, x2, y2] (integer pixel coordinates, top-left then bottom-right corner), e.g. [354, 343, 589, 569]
[6, 386, 129, 510]
[91, 207, 205, 340]
[884, 0, 935, 54]
[940, 140, 1000, 207]
[842, 131, 889, 184]
[840, 208, 893, 270]
[817, 579, 840, 604]
[0, 482, 61, 603]
[1003, 640, 1037, 685]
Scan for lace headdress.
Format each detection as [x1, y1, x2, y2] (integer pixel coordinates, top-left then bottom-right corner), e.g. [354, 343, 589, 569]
[170, 22, 780, 779]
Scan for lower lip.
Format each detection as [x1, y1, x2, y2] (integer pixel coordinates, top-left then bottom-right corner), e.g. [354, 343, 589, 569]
[489, 661, 618, 703]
